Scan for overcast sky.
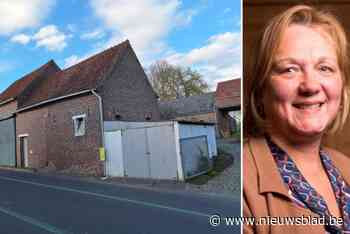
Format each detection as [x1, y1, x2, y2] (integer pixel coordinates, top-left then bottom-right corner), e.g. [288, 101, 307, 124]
[0, 0, 240, 92]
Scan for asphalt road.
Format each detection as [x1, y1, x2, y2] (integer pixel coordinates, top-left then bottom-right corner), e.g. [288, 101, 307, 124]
[0, 169, 240, 234]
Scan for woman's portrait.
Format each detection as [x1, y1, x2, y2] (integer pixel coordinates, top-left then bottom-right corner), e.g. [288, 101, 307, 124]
[243, 4, 350, 234]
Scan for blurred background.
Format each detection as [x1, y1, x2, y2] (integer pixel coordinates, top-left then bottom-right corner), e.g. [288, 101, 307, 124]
[243, 0, 350, 155]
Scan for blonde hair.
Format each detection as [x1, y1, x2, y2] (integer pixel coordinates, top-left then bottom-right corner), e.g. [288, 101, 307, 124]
[247, 5, 350, 136]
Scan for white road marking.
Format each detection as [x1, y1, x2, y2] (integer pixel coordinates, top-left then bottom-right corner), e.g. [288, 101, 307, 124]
[0, 175, 210, 218]
[0, 206, 70, 233]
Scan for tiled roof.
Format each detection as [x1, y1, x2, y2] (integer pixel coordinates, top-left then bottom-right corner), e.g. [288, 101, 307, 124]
[0, 60, 60, 103]
[159, 92, 215, 119]
[19, 40, 130, 108]
[215, 79, 240, 109]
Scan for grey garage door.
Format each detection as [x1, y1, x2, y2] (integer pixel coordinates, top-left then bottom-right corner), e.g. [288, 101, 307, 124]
[0, 118, 16, 166]
[122, 125, 178, 180]
[180, 135, 210, 179]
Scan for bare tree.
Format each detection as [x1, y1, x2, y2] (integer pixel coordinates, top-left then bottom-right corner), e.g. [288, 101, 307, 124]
[148, 60, 209, 101]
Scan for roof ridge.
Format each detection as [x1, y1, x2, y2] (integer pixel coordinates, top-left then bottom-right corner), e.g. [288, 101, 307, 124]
[95, 40, 131, 89]
[62, 40, 130, 73]
[218, 78, 240, 84]
[0, 60, 59, 93]
[159, 92, 215, 103]
[0, 60, 61, 103]
[17, 40, 142, 108]
[15, 60, 59, 84]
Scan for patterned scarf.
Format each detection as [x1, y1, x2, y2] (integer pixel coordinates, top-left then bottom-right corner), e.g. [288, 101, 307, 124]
[266, 136, 350, 234]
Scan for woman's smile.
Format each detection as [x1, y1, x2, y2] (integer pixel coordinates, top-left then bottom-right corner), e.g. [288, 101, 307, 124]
[292, 102, 324, 110]
[292, 101, 325, 113]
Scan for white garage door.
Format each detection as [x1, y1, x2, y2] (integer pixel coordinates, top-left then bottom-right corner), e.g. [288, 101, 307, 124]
[105, 131, 124, 177]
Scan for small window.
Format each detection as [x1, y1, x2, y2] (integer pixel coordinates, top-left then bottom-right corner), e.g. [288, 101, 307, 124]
[145, 113, 152, 121]
[72, 114, 86, 136]
[113, 108, 122, 120]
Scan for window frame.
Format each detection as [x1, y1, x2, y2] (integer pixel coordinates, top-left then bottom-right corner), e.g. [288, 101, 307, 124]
[72, 114, 87, 137]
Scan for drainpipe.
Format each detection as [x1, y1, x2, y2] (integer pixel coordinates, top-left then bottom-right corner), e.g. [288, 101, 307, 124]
[91, 89, 106, 177]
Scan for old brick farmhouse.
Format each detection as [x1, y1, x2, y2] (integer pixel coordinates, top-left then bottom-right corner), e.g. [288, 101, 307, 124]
[0, 40, 161, 176]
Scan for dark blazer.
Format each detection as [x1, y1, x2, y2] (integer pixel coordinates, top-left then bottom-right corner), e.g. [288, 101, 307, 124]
[243, 137, 350, 234]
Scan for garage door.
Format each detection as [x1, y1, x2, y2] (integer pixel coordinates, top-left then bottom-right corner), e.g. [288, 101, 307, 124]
[0, 118, 16, 166]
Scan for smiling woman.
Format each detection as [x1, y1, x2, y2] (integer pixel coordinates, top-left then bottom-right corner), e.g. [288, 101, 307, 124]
[265, 24, 343, 141]
[243, 5, 350, 234]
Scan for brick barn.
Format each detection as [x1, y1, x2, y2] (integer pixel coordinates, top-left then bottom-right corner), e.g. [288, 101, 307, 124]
[0, 40, 161, 176]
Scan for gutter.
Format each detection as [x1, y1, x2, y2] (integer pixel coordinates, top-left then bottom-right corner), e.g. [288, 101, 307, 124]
[16, 90, 92, 113]
[91, 89, 106, 177]
[0, 98, 15, 107]
[0, 113, 15, 121]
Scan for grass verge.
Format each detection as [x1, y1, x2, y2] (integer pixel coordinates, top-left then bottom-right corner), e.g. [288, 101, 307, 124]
[187, 153, 234, 185]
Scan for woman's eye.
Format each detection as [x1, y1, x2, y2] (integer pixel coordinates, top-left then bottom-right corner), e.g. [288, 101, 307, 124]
[279, 66, 299, 75]
[285, 67, 297, 73]
[272, 64, 299, 77]
[319, 65, 334, 74]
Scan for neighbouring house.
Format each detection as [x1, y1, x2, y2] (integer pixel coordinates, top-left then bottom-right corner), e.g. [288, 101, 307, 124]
[0, 40, 161, 176]
[0, 61, 61, 167]
[158, 92, 216, 123]
[159, 78, 241, 138]
[215, 79, 241, 137]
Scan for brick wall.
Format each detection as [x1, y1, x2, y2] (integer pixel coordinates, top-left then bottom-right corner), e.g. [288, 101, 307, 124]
[216, 110, 235, 138]
[16, 107, 48, 168]
[175, 112, 217, 124]
[0, 100, 17, 118]
[16, 94, 104, 176]
[100, 45, 161, 121]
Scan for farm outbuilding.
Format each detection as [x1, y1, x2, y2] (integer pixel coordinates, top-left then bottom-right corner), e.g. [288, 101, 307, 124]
[104, 121, 217, 181]
[0, 41, 163, 176]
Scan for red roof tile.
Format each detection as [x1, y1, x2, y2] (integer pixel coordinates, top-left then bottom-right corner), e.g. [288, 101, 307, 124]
[215, 78, 241, 109]
[19, 40, 130, 108]
[0, 60, 60, 103]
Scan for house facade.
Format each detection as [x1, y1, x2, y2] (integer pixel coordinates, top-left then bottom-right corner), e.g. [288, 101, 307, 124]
[16, 94, 103, 174]
[159, 78, 241, 138]
[215, 79, 241, 137]
[0, 40, 161, 176]
[159, 92, 216, 123]
[0, 60, 61, 167]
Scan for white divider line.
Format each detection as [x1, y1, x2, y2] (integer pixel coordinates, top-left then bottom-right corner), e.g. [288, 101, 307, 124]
[0, 206, 70, 234]
[0, 176, 210, 218]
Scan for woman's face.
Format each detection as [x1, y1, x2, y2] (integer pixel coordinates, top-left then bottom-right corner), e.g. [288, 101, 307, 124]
[264, 24, 343, 140]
